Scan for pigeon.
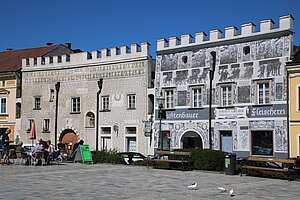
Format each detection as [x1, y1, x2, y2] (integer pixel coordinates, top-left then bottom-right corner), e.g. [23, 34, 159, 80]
[229, 188, 235, 197]
[218, 187, 226, 193]
[188, 182, 198, 190]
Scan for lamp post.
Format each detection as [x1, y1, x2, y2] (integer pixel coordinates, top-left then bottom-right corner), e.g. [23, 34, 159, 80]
[208, 52, 216, 149]
[157, 95, 165, 150]
[54, 81, 60, 150]
[96, 79, 103, 152]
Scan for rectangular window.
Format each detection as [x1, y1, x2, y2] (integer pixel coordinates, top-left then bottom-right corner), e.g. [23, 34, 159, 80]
[71, 97, 80, 113]
[191, 86, 203, 108]
[164, 89, 174, 109]
[28, 119, 34, 131]
[128, 94, 136, 109]
[101, 96, 110, 110]
[220, 84, 233, 106]
[101, 137, 112, 150]
[251, 131, 273, 156]
[43, 119, 50, 132]
[0, 97, 7, 114]
[126, 127, 136, 134]
[101, 127, 111, 135]
[34, 96, 41, 110]
[256, 80, 271, 105]
[126, 137, 136, 152]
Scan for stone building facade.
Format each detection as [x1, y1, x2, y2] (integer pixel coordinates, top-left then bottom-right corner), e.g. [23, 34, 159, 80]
[154, 15, 294, 159]
[21, 42, 155, 155]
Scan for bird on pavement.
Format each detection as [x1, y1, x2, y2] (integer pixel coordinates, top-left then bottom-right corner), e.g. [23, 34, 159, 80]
[188, 182, 198, 190]
[229, 188, 235, 197]
[218, 187, 226, 193]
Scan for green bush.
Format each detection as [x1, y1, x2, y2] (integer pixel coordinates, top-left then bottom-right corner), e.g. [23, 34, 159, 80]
[92, 149, 124, 164]
[174, 149, 225, 171]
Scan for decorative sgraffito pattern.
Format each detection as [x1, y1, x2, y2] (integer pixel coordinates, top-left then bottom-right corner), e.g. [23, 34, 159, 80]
[249, 120, 275, 129]
[275, 120, 288, 152]
[159, 121, 210, 149]
[238, 86, 251, 103]
[220, 45, 238, 65]
[239, 129, 249, 151]
[177, 91, 187, 106]
[175, 70, 188, 85]
[192, 49, 206, 68]
[161, 54, 178, 71]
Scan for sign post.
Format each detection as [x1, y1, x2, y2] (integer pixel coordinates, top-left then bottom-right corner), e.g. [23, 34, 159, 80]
[74, 145, 93, 163]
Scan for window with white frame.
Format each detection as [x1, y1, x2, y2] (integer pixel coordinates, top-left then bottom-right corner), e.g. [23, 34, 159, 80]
[191, 86, 203, 108]
[43, 119, 50, 132]
[101, 127, 111, 135]
[219, 84, 233, 107]
[101, 96, 110, 110]
[0, 97, 7, 114]
[127, 94, 136, 109]
[34, 96, 41, 110]
[255, 80, 271, 105]
[71, 97, 80, 113]
[164, 89, 174, 109]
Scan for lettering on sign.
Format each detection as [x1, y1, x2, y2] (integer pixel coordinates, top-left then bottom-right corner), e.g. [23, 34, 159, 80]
[215, 107, 248, 119]
[250, 105, 286, 118]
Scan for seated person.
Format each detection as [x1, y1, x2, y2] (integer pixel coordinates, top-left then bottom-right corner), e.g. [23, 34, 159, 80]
[72, 140, 84, 155]
[44, 140, 55, 164]
[31, 141, 44, 153]
[15, 141, 24, 152]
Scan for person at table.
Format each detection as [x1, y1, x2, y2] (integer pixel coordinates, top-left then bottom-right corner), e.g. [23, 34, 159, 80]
[31, 140, 44, 153]
[1, 129, 13, 165]
[15, 141, 24, 152]
[44, 140, 54, 164]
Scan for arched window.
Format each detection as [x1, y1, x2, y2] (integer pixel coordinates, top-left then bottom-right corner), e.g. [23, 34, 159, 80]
[85, 112, 95, 128]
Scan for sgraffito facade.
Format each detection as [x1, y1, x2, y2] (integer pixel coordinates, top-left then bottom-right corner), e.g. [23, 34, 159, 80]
[154, 15, 294, 158]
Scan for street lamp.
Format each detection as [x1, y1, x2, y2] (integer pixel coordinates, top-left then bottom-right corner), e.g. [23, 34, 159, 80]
[96, 78, 103, 152]
[54, 81, 60, 150]
[208, 51, 216, 149]
[157, 95, 165, 150]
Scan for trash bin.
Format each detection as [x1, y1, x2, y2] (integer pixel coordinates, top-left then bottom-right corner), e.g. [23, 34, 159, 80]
[225, 153, 236, 175]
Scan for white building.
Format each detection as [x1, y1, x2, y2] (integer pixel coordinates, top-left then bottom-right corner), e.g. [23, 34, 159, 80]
[154, 15, 294, 159]
[21, 42, 155, 155]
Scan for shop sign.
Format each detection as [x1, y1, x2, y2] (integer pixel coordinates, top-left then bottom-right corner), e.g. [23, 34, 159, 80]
[250, 104, 286, 118]
[215, 107, 248, 119]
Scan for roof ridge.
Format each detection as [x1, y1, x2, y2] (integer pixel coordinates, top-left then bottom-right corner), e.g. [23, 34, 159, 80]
[0, 44, 60, 54]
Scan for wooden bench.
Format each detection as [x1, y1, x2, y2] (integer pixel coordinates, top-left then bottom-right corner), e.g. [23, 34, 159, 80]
[241, 157, 296, 181]
[148, 150, 192, 171]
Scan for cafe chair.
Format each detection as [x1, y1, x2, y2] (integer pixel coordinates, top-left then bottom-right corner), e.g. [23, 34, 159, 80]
[31, 151, 45, 166]
[15, 151, 27, 165]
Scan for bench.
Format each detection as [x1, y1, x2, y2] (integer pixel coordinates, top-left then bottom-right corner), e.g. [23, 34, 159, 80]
[241, 157, 296, 181]
[148, 150, 192, 171]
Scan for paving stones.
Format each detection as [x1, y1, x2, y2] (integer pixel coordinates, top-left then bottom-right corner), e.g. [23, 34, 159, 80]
[0, 163, 299, 199]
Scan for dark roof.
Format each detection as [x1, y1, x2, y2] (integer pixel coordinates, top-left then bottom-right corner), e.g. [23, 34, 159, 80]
[0, 44, 62, 72]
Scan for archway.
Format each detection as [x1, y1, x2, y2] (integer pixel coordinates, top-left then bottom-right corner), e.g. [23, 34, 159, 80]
[59, 129, 78, 154]
[181, 131, 203, 149]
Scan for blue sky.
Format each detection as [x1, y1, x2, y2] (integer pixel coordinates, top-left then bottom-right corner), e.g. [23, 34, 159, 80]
[0, 0, 299, 57]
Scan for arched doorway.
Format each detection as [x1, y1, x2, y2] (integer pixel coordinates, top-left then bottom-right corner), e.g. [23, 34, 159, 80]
[181, 131, 203, 149]
[59, 129, 78, 154]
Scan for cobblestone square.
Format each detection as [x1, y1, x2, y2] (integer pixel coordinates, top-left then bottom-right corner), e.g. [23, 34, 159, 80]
[0, 163, 300, 199]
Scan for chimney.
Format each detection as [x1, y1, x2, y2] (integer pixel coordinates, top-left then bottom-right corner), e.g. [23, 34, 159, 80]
[65, 43, 71, 49]
[46, 42, 53, 46]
